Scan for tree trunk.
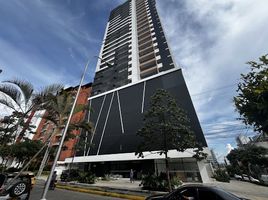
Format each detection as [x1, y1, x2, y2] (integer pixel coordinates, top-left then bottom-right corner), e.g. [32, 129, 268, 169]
[165, 151, 172, 192]
[16, 110, 35, 143]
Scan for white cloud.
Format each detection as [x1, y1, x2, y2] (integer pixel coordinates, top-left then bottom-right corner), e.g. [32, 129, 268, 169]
[157, 0, 268, 158]
[157, 0, 268, 122]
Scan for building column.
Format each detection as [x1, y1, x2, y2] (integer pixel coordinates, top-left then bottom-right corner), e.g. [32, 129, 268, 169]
[197, 160, 213, 183]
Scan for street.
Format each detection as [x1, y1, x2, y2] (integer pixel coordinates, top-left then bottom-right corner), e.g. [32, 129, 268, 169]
[29, 184, 122, 200]
[208, 180, 268, 200]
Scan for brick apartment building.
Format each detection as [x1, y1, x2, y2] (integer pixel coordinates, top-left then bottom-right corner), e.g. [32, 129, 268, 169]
[32, 83, 92, 164]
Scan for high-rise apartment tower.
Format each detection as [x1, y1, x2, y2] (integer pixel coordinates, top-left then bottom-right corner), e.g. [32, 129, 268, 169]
[92, 0, 175, 96]
[66, 0, 211, 183]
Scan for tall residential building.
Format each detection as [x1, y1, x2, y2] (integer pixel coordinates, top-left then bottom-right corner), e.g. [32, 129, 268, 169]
[92, 0, 175, 96]
[236, 135, 251, 147]
[66, 0, 211, 183]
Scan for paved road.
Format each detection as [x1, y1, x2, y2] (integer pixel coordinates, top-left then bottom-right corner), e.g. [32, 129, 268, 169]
[29, 184, 122, 200]
[207, 180, 268, 200]
[30, 178, 268, 200]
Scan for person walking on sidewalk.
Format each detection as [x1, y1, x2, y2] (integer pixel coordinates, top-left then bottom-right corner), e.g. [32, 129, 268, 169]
[130, 169, 134, 183]
[49, 171, 57, 190]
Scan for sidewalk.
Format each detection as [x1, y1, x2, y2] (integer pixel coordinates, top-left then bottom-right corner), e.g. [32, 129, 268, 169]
[93, 178, 142, 191]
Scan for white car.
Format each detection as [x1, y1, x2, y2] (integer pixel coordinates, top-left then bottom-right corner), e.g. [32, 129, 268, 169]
[234, 174, 242, 180]
[242, 174, 260, 183]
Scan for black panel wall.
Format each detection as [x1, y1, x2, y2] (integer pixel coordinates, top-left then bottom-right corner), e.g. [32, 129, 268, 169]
[84, 70, 207, 156]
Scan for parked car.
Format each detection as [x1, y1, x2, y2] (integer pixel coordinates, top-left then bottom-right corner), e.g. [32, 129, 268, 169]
[146, 184, 250, 200]
[241, 174, 260, 183]
[0, 172, 34, 200]
[260, 174, 268, 184]
[234, 174, 242, 180]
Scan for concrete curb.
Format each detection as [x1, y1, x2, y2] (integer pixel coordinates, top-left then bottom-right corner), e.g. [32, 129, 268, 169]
[56, 184, 146, 200]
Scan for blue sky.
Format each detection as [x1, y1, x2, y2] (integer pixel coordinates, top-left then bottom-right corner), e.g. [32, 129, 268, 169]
[1, 0, 268, 161]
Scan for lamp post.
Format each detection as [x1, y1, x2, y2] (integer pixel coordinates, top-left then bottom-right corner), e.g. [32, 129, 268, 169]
[40, 58, 91, 200]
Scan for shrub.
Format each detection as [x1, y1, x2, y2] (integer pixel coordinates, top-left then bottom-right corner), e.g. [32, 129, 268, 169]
[0, 164, 6, 172]
[43, 165, 51, 171]
[77, 171, 96, 184]
[60, 169, 80, 182]
[41, 171, 51, 176]
[101, 174, 111, 181]
[140, 173, 182, 191]
[213, 169, 230, 182]
[226, 165, 241, 177]
[170, 176, 182, 188]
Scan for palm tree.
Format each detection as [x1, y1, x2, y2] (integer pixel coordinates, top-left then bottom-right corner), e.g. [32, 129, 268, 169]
[42, 90, 92, 136]
[0, 79, 63, 142]
[36, 90, 92, 176]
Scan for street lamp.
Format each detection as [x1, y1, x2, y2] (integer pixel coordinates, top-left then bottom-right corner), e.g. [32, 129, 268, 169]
[40, 56, 112, 200]
[40, 58, 91, 200]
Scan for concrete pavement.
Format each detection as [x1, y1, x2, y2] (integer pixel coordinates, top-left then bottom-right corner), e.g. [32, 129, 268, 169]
[205, 180, 268, 200]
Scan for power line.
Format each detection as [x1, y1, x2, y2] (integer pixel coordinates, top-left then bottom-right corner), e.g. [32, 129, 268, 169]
[202, 123, 245, 128]
[205, 127, 248, 135]
[191, 83, 237, 97]
[191, 91, 235, 101]
[205, 126, 247, 134]
[200, 119, 239, 125]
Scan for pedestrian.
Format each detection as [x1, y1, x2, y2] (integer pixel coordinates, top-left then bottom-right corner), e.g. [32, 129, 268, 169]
[49, 171, 57, 190]
[130, 169, 134, 183]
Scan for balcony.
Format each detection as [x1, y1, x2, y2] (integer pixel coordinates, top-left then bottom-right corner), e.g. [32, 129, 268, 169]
[139, 52, 155, 64]
[140, 67, 158, 79]
[140, 58, 157, 71]
[138, 35, 152, 46]
[139, 46, 154, 57]
[138, 40, 153, 51]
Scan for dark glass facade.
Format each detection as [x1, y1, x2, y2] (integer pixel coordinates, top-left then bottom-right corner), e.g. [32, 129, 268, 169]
[78, 69, 207, 156]
[92, 1, 132, 95]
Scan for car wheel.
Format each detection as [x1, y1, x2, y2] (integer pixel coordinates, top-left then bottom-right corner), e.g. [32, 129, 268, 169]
[9, 181, 29, 197]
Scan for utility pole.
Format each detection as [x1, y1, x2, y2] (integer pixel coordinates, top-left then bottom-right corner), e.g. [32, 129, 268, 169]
[40, 58, 90, 200]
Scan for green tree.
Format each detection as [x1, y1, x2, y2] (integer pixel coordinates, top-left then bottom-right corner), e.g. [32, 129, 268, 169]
[11, 139, 43, 168]
[136, 89, 206, 191]
[0, 79, 63, 141]
[0, 114, 19, 144]
[234, 55, 268, 134]
[0, 145, 12, 169]
[42, 90, 92, 140]
[227, 145, 268, 179]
